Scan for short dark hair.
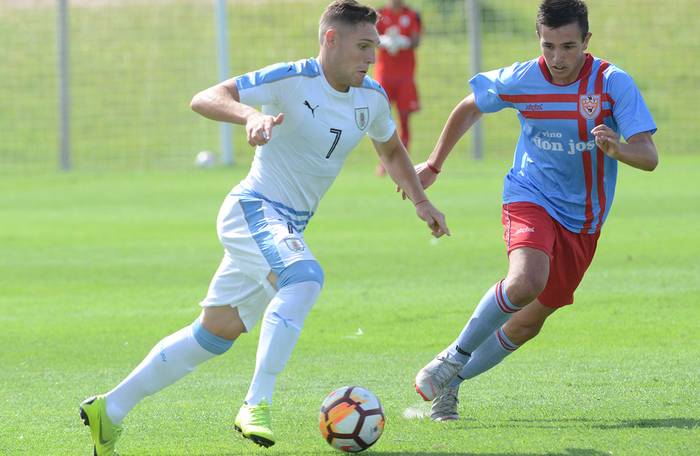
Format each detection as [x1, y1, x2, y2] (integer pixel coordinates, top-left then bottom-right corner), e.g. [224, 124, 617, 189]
[319, 0, 378, 43]
[536, 0, 589, 41]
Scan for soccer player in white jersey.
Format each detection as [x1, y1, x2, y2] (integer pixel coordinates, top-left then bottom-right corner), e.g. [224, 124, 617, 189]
[78, 1, 449, 454]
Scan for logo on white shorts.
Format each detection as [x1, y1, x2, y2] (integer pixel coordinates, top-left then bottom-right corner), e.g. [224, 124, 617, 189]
[284, 237, 305, 252]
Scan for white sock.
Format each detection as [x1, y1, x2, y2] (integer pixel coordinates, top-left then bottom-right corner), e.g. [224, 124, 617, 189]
[105, 320, 230, 424]
[245, 281, 321, 405]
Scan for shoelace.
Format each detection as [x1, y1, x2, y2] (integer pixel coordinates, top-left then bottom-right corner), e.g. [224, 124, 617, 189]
[432, 386, 459, 417]
[433, 354, 462, 385]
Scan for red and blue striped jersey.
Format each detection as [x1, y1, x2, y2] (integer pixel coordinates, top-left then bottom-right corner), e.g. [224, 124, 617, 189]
[470, 54, 656, 233]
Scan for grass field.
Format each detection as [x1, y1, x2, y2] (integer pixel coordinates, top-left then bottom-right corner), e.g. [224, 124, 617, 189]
[1, 0, 699, 454]
[1, 152, 698, 455]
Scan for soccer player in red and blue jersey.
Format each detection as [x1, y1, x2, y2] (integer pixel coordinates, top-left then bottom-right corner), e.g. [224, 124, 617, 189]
[414, 0, 658, 421]
[374, 0, 422, 175]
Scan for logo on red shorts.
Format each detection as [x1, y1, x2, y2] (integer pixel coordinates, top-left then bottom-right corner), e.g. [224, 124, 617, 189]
[514, 226, 535, 235]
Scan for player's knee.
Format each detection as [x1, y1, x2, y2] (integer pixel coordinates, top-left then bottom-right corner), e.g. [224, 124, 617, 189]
[278, 260, 324, 288]
[192, 318, 234, 355]
[505, 272, 547, 306]
[199, 306, 246, 342]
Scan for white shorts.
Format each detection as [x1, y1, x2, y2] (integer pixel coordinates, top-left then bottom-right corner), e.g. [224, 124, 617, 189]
[199, 194, 317, 331]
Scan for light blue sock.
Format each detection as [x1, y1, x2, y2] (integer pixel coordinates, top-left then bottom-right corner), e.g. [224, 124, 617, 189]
[448, 280, 519, 364]
[450, 326, 519, 386]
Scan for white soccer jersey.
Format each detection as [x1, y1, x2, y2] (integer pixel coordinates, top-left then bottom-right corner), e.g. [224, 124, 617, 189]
[233, 58, 395, 231]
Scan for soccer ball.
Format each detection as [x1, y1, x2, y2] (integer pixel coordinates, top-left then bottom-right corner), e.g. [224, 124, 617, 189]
[319, 386, 385, 453]
[194, 150, 216, 168]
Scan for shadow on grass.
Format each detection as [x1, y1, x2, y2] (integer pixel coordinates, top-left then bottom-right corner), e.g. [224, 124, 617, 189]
[499, 417, 700, 430]
[209, 450, 611, 456]
[592, 417, 700, 429]
[190, 451, 611, 456]
[366, 450, 609, 456]
[118, 419, 700, 455]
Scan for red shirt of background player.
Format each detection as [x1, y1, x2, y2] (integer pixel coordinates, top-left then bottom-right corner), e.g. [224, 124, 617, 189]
[374, 6, 421, 82]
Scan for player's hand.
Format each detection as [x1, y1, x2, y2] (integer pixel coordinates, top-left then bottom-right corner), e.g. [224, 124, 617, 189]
[415, 161, 440, 189]
[246, 112, 285, 147]
[395, 35, 411, 50]
[415, 200, 450, 238]
[398, 161, 439, 200]
[379, 31, 400, 55]
[591, 124, 621, 159]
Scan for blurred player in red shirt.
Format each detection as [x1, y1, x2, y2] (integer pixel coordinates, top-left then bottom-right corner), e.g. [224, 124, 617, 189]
[374, 0, 422, 176]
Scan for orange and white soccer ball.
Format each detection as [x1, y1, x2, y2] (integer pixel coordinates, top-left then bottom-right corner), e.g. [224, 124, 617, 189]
[319, 386, 385, 453]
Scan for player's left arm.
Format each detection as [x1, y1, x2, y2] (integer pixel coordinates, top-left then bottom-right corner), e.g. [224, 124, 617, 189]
[372, 133, 450, 238]
[410, 11, 422, 48]
[407, 30, 420, 49]
[591, 126, 658, 171]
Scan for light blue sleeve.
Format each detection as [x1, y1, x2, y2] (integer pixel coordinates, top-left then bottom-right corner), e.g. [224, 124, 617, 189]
[468, 65, 518, 113]
[234, 62, 292, 107]
[607, 69, 657, 140]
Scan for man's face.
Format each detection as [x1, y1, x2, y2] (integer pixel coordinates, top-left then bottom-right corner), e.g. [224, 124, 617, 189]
[538, 22, 591, 84]
[335, 21, 379, 88]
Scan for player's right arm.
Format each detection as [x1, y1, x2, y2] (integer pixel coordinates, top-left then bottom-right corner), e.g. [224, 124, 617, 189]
[190, 79, 283, 147]
[373, 133, 450, 238]
[415, 94, 483, 189]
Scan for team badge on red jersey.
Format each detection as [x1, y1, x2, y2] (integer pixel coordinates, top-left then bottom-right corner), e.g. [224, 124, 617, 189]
[579, 94, 601, 119]
[355, 107, 369, 130]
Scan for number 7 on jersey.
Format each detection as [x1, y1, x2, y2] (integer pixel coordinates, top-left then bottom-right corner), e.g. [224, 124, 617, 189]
[326, 128, 342, 159]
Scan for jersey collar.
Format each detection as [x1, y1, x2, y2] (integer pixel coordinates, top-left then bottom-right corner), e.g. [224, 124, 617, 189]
[538, 53, 593, 86]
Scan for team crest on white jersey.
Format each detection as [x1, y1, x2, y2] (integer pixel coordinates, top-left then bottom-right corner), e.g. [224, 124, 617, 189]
[355, 107, 369, 130]
[579, 94, 601, 120]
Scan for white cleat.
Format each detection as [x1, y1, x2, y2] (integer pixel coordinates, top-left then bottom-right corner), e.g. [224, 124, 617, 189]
[415, 351, 463, 401]
[431, 385, 460, 421]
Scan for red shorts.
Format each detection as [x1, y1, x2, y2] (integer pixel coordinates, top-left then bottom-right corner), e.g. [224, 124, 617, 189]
[375, 75, 419, 113]
[502, 202, 600, 308]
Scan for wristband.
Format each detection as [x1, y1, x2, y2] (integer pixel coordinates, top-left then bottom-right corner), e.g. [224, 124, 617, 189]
[413, 199, 428, 206]
[426, 162, 441, 174]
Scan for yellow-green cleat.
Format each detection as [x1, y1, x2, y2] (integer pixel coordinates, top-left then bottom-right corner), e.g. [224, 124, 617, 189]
[234, 401, 276, 448]
[79, 395, 122, 456]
